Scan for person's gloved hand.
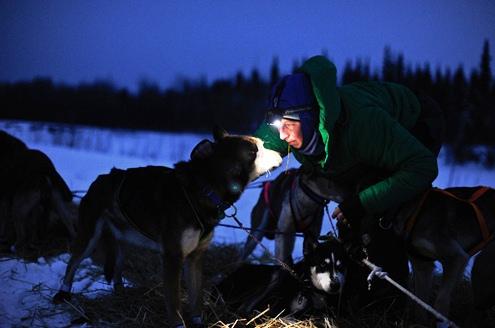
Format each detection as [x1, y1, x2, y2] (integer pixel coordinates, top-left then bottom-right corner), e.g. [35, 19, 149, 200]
[343, 239, 367, 262]
[335, 194, 366, 231]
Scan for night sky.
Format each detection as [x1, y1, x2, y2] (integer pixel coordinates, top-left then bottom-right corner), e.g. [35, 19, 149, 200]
[1, 0, 494, 92]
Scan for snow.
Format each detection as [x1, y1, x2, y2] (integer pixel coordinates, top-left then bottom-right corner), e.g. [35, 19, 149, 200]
[0, 255, 117, 328]
[1, 120, 495, 327]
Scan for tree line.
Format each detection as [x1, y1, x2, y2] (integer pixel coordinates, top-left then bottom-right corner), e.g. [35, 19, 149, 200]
[342, 40, 494, 165]
[1, 40, 494, 164]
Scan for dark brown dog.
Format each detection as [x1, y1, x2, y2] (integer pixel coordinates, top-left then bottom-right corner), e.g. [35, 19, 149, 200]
[52, 128, 282, 328]
[256, 173, 495, 325]
[0, 131, 75, 254]
[393, 186, 495, 326]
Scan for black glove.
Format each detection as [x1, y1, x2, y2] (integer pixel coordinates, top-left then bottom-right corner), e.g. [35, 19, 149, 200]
[338, 194, 366, 232]
[337, 216, 367, 263]
[344, 240, 367, 262]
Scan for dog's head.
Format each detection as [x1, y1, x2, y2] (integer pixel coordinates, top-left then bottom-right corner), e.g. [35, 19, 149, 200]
[190, 127, 282, 200]
[303, 234, 347, 295]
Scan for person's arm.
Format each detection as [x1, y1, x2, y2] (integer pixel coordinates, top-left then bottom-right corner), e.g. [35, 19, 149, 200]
[338, 106, 438, 224]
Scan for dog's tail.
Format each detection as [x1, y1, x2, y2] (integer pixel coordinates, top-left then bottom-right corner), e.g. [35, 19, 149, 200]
[102, 228, 116, 283]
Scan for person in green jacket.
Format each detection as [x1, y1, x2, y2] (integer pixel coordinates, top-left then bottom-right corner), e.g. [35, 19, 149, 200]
[254, 55, 444, 311]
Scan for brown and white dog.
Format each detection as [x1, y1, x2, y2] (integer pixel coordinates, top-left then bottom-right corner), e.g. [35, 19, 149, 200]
[52, 128, 282, 328]
[241, 168, 346, 266]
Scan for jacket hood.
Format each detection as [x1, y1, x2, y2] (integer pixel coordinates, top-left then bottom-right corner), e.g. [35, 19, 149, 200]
[297, 56, 341, 166]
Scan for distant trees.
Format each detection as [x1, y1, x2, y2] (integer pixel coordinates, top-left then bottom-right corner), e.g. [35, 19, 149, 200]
[1, 40, 494, 164]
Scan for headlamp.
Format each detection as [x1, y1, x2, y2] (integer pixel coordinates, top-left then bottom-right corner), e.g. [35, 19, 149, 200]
[265, 106, 314, 126]
[270, 119, 283, 129]
[265, 109, 283, 126]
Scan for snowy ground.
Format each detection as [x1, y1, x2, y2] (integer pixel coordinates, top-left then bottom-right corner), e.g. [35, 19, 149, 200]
[1, 120, 494, 327]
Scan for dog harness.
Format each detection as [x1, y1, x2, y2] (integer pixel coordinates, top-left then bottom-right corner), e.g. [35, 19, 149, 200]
[113, 170, 228, 244]
[262, 171, 327, 233]
[113, 173, 159, 243]
[405, 186, 493, 256]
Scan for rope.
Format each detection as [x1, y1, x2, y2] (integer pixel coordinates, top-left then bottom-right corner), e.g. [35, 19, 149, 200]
[324, 204, 338, 237]
[362, 258, 460, 328]
[217, 223, 305, 238]
[225, 207, 302, 283]
[70, 179, 267, 196]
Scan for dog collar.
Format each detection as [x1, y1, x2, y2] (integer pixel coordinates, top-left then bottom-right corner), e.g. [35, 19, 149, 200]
[200, 186, 231, 214]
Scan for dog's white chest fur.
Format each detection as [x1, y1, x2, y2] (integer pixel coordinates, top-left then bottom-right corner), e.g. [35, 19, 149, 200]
[310, 266, 331, 292]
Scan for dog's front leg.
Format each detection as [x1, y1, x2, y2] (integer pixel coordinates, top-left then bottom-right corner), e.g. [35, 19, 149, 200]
[410, 257, 435, 325]
[162, 250, 185, 327]
[241, 209, 270, 262]
[276, 205, 296, 266]
[184, 247, 207, 327]
[435, 251, 469, 320]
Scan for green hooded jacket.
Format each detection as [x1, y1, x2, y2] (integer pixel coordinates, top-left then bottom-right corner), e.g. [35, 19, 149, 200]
[254, 55, 438, 215]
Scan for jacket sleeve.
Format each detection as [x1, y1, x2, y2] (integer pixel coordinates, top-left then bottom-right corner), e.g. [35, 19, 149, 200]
[345, 106, 438, 215]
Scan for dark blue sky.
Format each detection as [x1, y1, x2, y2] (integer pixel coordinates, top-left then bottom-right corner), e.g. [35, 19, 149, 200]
[1, 1, 494, 92]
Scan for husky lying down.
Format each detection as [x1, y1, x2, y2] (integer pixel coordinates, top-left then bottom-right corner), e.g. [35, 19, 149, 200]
[218, 235, 348, 318]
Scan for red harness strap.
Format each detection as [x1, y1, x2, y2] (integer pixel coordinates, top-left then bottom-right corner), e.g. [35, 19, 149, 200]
[262, 181, 277, 221]
[405, 186, 493, 256]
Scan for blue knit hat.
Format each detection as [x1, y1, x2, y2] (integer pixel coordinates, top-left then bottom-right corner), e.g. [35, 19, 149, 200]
[268, 73, 316, 120]
[268, 73, 322, 153]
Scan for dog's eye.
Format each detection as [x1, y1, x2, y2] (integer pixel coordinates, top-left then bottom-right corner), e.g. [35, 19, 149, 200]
[243, 149, 257, 162]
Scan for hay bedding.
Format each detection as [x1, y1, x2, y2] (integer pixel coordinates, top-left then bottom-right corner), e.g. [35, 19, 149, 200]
[53, 244, 342, 327]
[50, 244, 402, 328]
[2, 241, 493, 327]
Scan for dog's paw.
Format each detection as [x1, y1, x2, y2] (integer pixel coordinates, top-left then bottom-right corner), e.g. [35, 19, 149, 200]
[52, 290, 72, 304]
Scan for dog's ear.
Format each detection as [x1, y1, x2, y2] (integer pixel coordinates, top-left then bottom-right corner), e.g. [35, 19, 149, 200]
[213, 125, 229, 141]
[190, 139, 214, 160]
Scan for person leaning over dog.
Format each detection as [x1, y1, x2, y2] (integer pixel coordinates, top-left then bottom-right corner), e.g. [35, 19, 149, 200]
[253, 55, 445, 310]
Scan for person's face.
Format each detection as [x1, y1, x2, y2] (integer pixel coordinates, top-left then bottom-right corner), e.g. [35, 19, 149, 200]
[277, 118, 303, 149]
